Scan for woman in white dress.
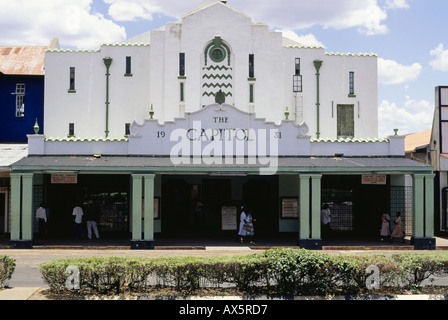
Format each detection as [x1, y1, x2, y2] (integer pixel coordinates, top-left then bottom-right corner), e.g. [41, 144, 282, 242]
[238, 207, 255, 244]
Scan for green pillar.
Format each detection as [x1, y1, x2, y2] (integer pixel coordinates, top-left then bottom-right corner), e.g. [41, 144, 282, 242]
[413, 173, 436, 250]
[143, 174, 155, 242]
[10, 173, 21, 241]
[131, 174, 155, 249]
[298, 175, 310, 240]
[103, 57, 113, 138]
[21, 173, 34, 241]
[313, 60, 323, 139]
[310, 174, 322, 240]
[9, 173, 34, 249]
[298, 174, 322, 250]
[131, 174, 143, 241]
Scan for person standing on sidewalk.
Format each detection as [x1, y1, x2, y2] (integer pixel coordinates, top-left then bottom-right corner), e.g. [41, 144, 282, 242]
[85, 199, 100, 240]
[35, 203, 48, 239]
[72, 203, 84, 240]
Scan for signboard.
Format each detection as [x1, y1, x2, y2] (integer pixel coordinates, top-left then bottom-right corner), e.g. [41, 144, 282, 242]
[281, 198, 299, 218]
[362, 175, 387, 185]
[51, 173, 78, 184]
[221, 206, 237, 230]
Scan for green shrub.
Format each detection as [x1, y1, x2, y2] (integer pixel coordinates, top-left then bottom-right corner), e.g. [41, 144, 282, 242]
[0, 256, 16, 288]
[38, 249, 448, 296]
[392, 252, 448, 289]
[262, 248, 352, 296]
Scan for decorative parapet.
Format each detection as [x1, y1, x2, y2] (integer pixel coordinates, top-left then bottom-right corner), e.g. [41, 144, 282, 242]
[283, 44, 325, 49]
[45, 48, 100, 53]
[101, 43, 150, 47]
[325, 52, 377, 57]
[27, 104, 404, 158]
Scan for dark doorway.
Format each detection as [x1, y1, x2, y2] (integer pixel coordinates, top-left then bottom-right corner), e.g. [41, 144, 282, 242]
[322, 175, 389, 237]
[242, 178, 277, 236]
[162, 179, 191, 234]
[202, 179, 231, 231]
[45, 174, 130, 238]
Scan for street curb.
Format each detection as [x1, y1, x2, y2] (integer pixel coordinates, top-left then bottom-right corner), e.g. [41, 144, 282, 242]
[2, 287, 447, 301]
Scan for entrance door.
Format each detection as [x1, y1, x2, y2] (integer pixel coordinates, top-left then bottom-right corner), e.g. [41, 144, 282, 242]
[162, 179, 191, 234]
[202, 179, 231, 232]
[243, 179, 276, 236]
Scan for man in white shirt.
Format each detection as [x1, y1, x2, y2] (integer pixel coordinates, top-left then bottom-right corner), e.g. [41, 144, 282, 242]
[72, 204, 84, 239]
[321, 204, 331, 238]
[36, 203, 47, 239]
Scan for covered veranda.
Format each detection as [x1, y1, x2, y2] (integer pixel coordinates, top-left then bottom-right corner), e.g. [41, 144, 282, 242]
[8, 155, 436, 250]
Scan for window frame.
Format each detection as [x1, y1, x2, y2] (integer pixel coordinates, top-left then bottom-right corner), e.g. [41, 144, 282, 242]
[14, 83, 26, 118]
[68, 67, 76, 92]
[125, 56, 132, 76]
[349, 71, 355, 97]
[337, 104, 355, 139]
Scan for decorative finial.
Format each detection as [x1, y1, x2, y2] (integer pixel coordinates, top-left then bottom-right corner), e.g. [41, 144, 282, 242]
[284, 107, 290, 120]
[149, 104, 154, 119]
[393, 128, 398, 136]
[33, 118, 39, 134]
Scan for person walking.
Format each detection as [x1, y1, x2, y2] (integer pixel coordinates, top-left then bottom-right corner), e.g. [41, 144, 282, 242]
[238, 206, 255, 244]
[72, 203, 84, 240]
[85, 199, 100, 240]
[391, 212, 404, 242]
[380, 213, 391, 241]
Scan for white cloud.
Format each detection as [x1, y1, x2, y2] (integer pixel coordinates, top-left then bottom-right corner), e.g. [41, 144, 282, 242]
[105, 0, 161, 22]
[385, 0, 410, 9]
[378, 97, 433, 138]
[0, 0, 126, 49]
[103, 0, 404, 36]
[429, 43, 448, 72]
[378, 58, 422, 85]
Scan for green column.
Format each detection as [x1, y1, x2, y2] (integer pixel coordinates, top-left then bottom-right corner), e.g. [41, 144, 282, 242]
[103, 57, 113, 138]
[131, 174, 143, 241]
[413, 174, 425, 238]
[298, 175, 310, 240]
[310, 174, 322, 239]
[424, 174, 435, 238]
[10, 173, 21, 241]
[313, 60, 323, 139]
[143, 174, 155, 241]
[21, 173, 34, 241]
[413, 174, 436, 249]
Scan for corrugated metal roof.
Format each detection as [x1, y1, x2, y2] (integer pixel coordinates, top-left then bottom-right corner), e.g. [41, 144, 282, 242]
[0, 144, 28, 170]
[11, 155, 433, 174]
[0, 38, 58, 76]
[405, 129, 432, 152]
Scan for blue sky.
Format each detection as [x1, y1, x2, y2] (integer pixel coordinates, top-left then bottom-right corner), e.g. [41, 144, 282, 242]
[1, 0, 447, 138]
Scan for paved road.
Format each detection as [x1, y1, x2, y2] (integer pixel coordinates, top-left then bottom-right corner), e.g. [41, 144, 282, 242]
[1, 236, 448, 290]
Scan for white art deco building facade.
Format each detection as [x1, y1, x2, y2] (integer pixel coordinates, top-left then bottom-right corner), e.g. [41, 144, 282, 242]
[10, 0, 435, 249]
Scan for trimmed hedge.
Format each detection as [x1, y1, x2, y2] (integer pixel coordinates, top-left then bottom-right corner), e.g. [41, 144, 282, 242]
[39, 249, 448, 296]
[0, 256, 16, 288]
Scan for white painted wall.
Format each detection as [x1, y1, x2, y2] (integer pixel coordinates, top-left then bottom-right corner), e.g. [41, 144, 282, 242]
[43, 1, 379, 141]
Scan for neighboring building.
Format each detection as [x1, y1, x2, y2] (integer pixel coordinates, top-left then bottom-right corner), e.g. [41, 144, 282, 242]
[10, 1, 435, 250]
[405, 129, 431, 164]
[0, 38, 58, 143]
[0, 39, 57, 237]
[429, 86, 448, 236]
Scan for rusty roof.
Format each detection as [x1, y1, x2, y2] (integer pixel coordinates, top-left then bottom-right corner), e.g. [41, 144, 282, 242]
[405, 129, 432, 152]
[0, 38, 58, 76]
